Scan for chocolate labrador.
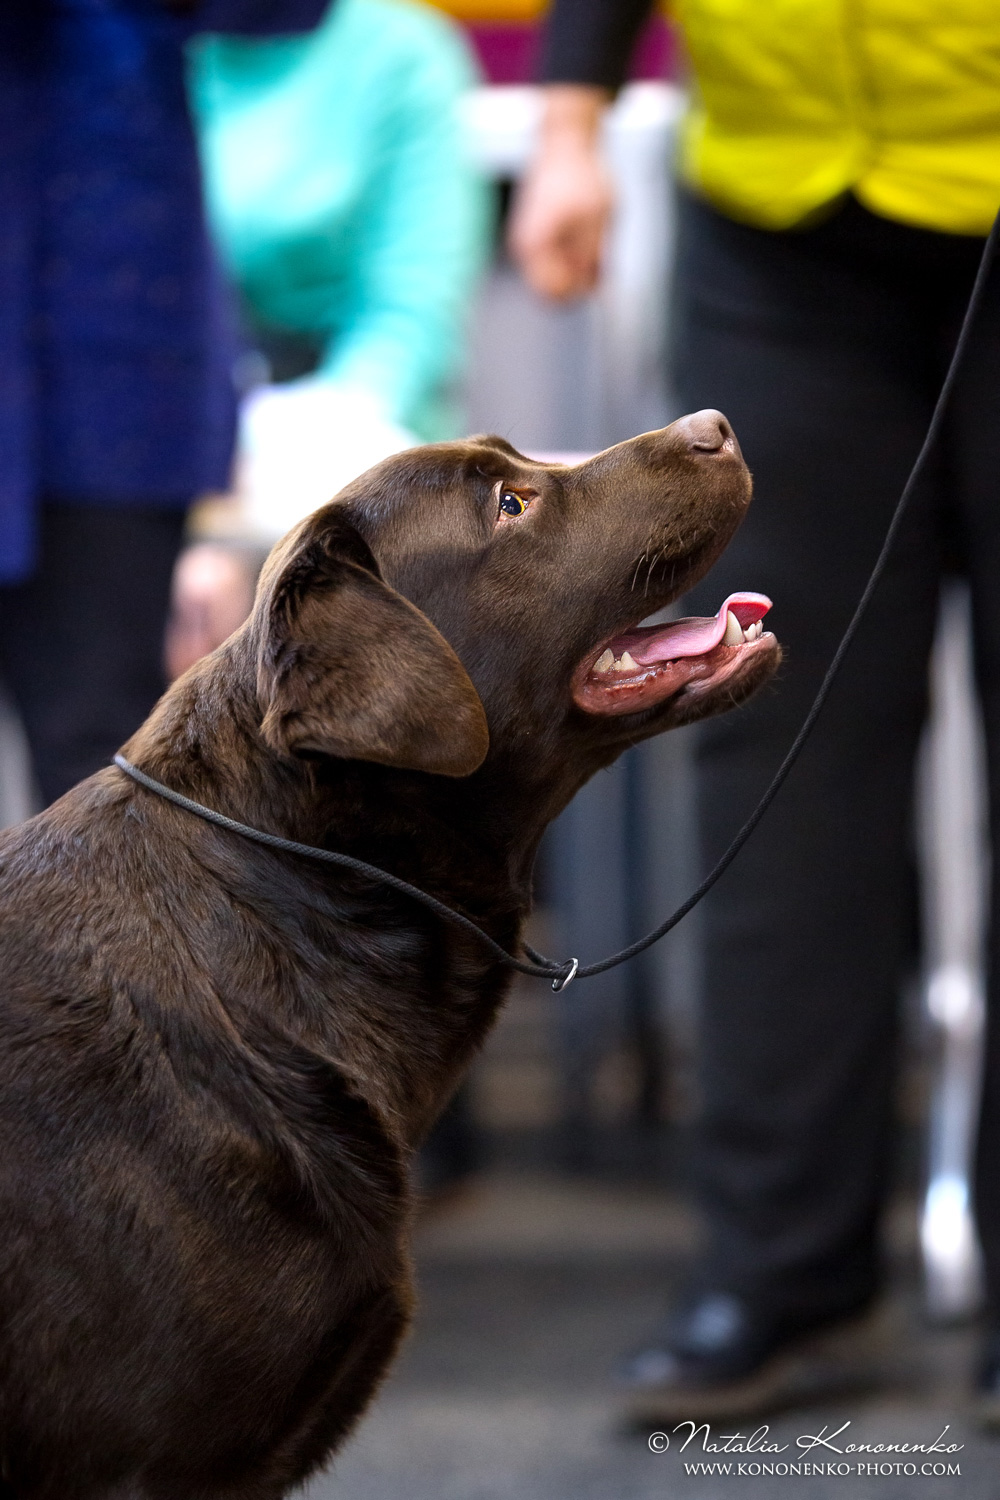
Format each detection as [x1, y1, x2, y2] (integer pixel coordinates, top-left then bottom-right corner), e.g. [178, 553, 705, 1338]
[0, 412, 778, 1499]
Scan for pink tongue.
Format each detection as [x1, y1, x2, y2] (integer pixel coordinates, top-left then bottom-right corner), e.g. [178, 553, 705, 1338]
[630, 592, 772, 666]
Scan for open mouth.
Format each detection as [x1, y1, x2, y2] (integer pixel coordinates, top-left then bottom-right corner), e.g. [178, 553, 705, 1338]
[573, 593, 776, 717]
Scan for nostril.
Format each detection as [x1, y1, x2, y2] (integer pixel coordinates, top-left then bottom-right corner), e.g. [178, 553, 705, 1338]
[682, 409, 732, 454]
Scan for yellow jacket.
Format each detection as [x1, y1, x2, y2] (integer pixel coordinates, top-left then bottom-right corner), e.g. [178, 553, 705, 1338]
[673, 0, 1000, 234]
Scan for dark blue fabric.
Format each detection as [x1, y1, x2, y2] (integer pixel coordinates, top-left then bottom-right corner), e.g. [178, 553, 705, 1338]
[0, 0, 327, 584]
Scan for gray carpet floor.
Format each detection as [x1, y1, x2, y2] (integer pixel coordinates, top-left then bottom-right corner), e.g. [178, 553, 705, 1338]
[302, 1174, 998, 1499]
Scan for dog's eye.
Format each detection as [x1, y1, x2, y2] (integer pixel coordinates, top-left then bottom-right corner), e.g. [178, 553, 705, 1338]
[499, 489, 529, 518]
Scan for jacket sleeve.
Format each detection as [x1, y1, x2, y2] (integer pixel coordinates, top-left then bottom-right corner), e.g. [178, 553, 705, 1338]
[315, 18, 490, 434]
[184, 0, 329, 35]
[539, 0, 656, 91]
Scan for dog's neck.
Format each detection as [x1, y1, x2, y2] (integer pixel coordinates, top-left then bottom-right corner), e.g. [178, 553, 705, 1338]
[122, 635, 574, 1144]
[128, 635, 557, 896]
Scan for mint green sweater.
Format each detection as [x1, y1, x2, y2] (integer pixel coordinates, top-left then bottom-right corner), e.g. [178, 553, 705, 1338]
[187, 0, 490, 439]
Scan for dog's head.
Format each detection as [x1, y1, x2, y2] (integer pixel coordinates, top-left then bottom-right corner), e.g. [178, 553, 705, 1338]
[252, 412, 780, 800]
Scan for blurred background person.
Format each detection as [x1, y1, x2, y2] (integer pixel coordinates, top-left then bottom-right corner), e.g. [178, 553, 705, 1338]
[511, 0, 1000, 1422]
[0, 0, 325, 808]
[168, 0, 489, 676]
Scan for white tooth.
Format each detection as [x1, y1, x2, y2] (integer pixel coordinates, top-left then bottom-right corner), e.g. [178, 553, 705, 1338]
[594, 649, 615, 674]
[619, 651, 639, 672]
[723, 610, 744, 647]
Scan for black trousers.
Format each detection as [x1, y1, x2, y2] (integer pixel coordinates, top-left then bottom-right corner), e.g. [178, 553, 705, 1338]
[0, 503, 185, 806]
[675, 194, 1000, 1320]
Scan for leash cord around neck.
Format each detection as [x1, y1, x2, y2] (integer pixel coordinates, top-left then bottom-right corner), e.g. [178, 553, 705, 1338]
[114, 752, 566, 978]
[115, 208, 999, 992]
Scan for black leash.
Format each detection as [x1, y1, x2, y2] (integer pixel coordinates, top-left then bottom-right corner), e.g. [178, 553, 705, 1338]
[114, 752, 573, 983]
[115, 207, 999, 993]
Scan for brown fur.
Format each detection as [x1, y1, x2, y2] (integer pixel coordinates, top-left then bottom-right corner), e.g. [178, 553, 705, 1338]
[0, 419, 777, 1498]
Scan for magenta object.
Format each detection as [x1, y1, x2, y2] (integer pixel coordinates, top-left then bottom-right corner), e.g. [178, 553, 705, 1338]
[465, 15, 676, 86]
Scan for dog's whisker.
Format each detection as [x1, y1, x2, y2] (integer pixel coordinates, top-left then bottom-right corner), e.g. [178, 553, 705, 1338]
[643, 544, 665, 598]
[631, 550, 650, 594]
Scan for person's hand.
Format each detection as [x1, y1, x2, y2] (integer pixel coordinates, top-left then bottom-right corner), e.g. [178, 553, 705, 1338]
[508, 86, 613, 301]
[164, 543, 257, 681]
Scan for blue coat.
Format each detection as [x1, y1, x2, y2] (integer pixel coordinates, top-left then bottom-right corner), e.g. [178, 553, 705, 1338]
[0, 0, 327, 584]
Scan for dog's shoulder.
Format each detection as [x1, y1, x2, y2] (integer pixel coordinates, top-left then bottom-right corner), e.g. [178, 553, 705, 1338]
[0, 771, 407, 1253]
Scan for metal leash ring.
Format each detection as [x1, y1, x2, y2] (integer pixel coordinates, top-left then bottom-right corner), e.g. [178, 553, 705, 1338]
[551, 957, 579, 993]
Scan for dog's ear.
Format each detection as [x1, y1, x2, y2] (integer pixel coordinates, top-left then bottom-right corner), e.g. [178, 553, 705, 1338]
[256, 512, 489, 777]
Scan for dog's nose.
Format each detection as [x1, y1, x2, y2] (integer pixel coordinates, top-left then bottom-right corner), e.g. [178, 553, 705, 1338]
[677, 409, 734, 454]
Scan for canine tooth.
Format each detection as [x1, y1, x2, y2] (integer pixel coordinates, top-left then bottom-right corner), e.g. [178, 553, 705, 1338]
[594, 649, 615, 674]
[619, 651, 639, 672]
[723, 610, 744, 647]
